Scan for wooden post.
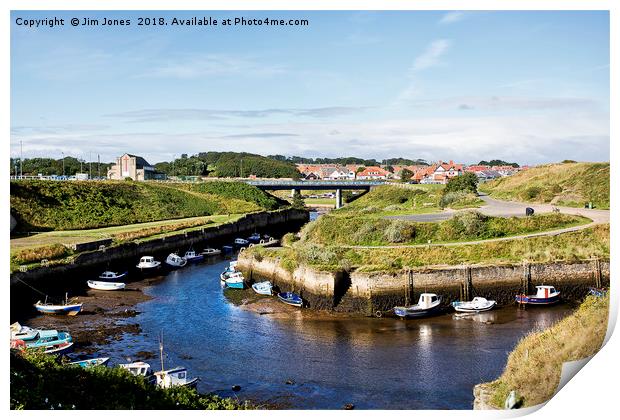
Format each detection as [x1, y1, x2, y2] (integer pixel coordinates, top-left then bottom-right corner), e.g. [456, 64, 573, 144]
[522, 261, 531, 295]
[594, 257, 602, 288]
[408, 270, 414, 304]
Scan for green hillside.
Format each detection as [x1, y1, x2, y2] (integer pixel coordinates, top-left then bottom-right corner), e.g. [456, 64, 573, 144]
[480, 162, 609, 209]
[10, 180, 280, 231]
[335, 184, 444, 216]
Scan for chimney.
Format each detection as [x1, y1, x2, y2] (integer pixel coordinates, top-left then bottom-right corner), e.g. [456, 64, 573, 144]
[449, 160, 454, 165]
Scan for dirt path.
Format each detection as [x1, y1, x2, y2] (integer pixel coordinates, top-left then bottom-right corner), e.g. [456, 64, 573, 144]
[350, 193, 610, 249]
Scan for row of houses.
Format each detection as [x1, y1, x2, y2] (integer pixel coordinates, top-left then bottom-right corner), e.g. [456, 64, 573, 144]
[296, 161, 526, 184]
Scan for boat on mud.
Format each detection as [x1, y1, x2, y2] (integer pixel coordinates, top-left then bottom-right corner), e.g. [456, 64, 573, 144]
[87, 280, 126, 291]
[394, 293, 442, 319]
[201, 248, 221, 256]
[136, 256, 161, 271]
[10, 322, 39, 341]
[120, 361, 154, 377]
[451, 297, 496, 313]
[251, 281, 273, 296]
[277, 292, 303, 307]
[21, 329, 74, 355]
[248, 233, 261, 243]
[99, 271, 128, 281]
[165, 253, 187, 268]
[183, 248, 204, 263]
[515, 285, 560, 305]
[34, 294, 83, 316]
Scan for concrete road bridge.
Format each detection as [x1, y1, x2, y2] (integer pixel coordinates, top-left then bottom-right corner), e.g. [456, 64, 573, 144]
[246, 180, 386, 208]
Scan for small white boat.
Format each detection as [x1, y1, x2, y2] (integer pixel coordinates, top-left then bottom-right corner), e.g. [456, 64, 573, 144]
[10, 322, 39, 341]
[99, 271, 128, 280]
[234, 238, 249, 247]
[252, 281, 273, 296]
[137, 256, 161, 270]
[165, 253, 187, 268]
[229, 260, 238, 270]
[154, 367, 199, 389]
[87, 280, 126, 291]
[183, 249, 204, 263]
[201, 248, 221, 256]
[452, 297, 496, 313]
[120, 361, 153, 377]
[394, 293, 442, 319]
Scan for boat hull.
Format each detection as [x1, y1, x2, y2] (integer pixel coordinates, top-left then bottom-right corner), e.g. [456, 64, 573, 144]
[252, 282, 272, 295]
[394, 306, 442, 318]
[87, 280, 126, 291]
[34, 303, 83, 316]
[452, 300, 496, 313]
[225, 281, 245, 289]
[185, 255, 204, 263]
[515, 294, 560, 305]
[277, 293, 303, 307]
[99, 271, 128, 280]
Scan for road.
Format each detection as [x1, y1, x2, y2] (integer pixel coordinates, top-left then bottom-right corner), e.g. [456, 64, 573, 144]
[351, 193, 610, 249]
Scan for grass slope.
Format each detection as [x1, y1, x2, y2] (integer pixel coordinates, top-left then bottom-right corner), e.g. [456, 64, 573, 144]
[10, 181, 278, 231]
[334, 184, 444, 216]
[480, 162, 610, 209]
[10, 350, 245, 410]
[483, 294, 609, 408]
[299, 211, 589, 246]
[248, 224, 609, 272]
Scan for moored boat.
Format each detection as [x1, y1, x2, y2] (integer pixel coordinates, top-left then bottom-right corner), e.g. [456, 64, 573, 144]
[515, 285, 560, 305]
[251, 281, 273, 296]
[222, 245, 234, 254]
[120, 361, 153, 377]
[99, 271, 128, 280]
[87, 280, 126, 291]
[67, 357, 110, 368]
[224, 272, 245, 289]
[184, 248, 204, 263]
[165, 253, 187, 268]
[10, 322, 39, 341]
[34, 294, 83, 316]
[24, 329, 74, 354]
[394, 293, 442, 319]
[248, 233, 261, 243]
[277, 292, 303, 307]
[201, 248, 221, 256]
[137, 256, 161, 271]
[154, 367, 199, 389]
[452, 297, 496, 313]
[234, 238, 249, 248]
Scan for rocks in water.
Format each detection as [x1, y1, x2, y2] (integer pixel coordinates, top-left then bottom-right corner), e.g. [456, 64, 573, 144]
[285, 379, 295, 385]
[343, 403, 355, 410]
[231, 385, 241, 392]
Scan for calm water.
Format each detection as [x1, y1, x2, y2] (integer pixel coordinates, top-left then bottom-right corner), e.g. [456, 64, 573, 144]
[101, 257, 575, 409]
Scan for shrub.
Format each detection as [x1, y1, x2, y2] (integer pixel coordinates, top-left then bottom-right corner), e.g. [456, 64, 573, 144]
[383, 220, 414, 243]
[281, 232, 298, 247]
[11, 244, 69, 265]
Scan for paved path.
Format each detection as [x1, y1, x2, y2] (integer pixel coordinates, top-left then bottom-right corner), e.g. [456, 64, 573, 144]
[349, 193, 610, 249]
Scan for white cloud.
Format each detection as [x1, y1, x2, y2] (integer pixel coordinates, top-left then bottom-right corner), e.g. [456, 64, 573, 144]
[439, 11, 467, 25]
[411, 39, 451, 72]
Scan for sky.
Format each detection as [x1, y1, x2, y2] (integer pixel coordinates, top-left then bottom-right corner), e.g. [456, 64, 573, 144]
[10, 10, 610, 165]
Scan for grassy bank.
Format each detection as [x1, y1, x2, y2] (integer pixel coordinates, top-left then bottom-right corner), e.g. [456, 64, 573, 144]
[334, 184, 444, 216]
[299, 211, 590, 246]
[10, 350, 246, 410]
[10, 180, 279, 231]
[480, 162, 610, 209]
[247, 224, 609, 272]
[480, 294, 609, 408]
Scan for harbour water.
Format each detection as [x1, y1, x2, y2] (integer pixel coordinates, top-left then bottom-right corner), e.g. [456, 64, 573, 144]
[97, 257, 575, 409]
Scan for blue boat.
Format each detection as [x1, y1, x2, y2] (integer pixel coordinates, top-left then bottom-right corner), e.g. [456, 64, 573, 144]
[247, 233, 261, 243]
[277, 292, 303, 307]
[394, 293, 442, 319]
[25, 330, 74, 355]
[67, 357, 110, 368]
[515, 285, 560, 305]
[224, 273, 245, 289]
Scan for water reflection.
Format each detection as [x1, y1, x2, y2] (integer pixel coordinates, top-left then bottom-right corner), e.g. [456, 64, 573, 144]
[105, 257, 575, 409]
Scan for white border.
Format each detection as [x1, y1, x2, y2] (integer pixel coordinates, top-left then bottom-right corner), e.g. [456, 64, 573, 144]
[3, 1, 617, 420]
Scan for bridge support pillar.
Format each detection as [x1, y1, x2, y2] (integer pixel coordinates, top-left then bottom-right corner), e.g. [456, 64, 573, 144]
[335, 189, 343, 209]
[291, 188, 297, 198]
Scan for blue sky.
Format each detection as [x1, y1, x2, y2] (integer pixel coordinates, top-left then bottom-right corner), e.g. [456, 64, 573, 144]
[11, 10, 609, 165]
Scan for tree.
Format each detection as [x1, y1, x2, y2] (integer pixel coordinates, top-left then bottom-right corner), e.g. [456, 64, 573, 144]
[291, 191, 306, 209]
[400, 168, 414, 182]
[445, 172, 479, 194]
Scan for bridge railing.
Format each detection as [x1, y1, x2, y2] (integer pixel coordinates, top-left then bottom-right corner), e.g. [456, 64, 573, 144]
[246, 180, 387, 187]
